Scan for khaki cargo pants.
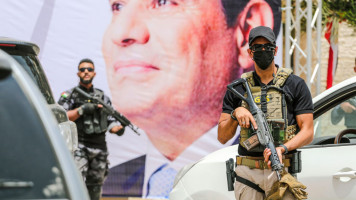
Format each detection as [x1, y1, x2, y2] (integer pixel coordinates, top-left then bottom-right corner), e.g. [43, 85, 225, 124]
[234, 165, 295, 200]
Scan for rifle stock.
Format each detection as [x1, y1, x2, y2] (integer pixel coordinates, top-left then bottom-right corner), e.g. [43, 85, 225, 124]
[227, 78, 283, 180]
[73, 87, 140, 135]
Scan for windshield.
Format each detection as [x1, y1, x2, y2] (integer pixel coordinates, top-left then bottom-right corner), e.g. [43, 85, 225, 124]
[11, 54, 55, 104]
[314, 94, 356, 143]
[0, 74, 68, 199]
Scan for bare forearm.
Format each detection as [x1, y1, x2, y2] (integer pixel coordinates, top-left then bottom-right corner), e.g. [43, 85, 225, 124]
[283, 129, 313, 152]
[283, 113, 314, 152]
[218, 113, 238, 144]
[67, 109, 80, 121]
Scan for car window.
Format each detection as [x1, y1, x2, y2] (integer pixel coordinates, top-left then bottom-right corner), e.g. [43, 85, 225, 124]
[11, 54, 55, 104]
[313, 95, 356, 145]
[0, 75, 68, 199]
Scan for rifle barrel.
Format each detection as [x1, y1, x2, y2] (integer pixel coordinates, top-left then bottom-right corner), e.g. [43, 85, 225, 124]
[73, 87, 140, 135]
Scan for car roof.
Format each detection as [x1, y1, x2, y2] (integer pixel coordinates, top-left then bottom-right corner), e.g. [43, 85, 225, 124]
[313, 77, 356, 104]
[0, 37, 40, 55]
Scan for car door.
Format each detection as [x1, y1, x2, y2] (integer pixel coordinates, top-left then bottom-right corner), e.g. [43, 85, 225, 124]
[0, 50, 89, 199]
[298, 78, 356, 200]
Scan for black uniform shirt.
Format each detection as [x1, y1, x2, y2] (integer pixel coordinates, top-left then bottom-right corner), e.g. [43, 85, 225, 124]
[222, 69, 313, 156]
[58, 84, 117, 150]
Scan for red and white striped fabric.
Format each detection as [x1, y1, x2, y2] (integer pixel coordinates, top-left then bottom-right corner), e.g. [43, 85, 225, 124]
[325, 20, 339, 89]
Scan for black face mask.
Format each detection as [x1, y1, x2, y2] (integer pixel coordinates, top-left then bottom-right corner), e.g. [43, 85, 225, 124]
[253, 50, 274, 70]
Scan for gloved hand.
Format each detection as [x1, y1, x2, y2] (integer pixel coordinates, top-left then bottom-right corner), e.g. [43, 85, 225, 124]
[110, 125, 125, 136]
[115, 127, 125, 136]
[80, 103, 96, 115]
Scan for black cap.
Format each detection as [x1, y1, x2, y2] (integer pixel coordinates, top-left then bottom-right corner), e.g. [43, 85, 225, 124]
[248, 26, 276, 46]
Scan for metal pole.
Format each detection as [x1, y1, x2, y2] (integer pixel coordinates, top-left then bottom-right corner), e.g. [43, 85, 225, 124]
[316, 0, 322, 95]
[295, 0, 301, 75]
[285, 0, 291, 69]
[306, 0, 312, 89]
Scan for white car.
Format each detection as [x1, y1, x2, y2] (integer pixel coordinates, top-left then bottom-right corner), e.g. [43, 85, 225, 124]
[0, 37, 78, 154]
[170, 76, 356, 200]
[0, 49, 89, 199]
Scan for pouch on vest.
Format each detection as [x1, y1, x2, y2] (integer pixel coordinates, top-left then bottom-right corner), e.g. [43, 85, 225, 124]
[242, 119, 285, 151]
[270, 119, 285, 144]
[83, 115, 94, 134]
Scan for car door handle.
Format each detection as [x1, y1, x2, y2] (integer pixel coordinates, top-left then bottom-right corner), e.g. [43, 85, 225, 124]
[333, 171, 356, 180]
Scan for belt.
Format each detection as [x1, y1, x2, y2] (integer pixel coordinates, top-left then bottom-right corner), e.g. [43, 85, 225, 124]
[236, 155, 290, 170]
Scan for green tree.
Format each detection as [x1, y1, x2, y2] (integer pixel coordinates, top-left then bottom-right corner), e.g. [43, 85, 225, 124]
[323, 0, 356, 28]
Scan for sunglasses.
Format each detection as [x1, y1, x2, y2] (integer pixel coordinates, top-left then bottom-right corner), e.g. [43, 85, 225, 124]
[250, 43, 276, 52]
[79, 67, 94, 72]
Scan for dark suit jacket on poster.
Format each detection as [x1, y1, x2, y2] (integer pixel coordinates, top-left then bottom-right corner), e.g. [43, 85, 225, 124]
[102, 136, 240, 197]
[103, 155, 146, 197]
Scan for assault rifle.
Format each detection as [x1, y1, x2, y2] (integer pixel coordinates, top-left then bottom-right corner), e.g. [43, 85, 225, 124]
[73, 87, 140, 136]
[227, 78, 283, 180]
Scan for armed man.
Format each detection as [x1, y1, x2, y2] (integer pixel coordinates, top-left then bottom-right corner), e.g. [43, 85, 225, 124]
[218, 26, 314, 200]
[58, 58, 124, 200]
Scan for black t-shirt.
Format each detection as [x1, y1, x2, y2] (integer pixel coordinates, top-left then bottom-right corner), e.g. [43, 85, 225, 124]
[222, 70, 313, 156]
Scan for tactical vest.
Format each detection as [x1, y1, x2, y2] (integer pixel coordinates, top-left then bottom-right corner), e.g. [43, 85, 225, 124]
[73, 88, 108, 134]
[239, 68, 297, 152]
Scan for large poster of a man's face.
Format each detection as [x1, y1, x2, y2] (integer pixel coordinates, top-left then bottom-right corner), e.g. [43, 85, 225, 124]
[102, 0, 281, 160]
[0, 0, 281, 198]
[101, 0, 281, 197]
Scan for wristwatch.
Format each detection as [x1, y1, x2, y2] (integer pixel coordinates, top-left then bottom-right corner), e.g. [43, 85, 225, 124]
[279, 144, 288, 155]
[77, 106, 84, 116]
[230, 110, 238, 121]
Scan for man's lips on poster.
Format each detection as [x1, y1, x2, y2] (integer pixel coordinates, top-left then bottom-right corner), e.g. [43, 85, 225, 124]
[114, 61, 159, 75]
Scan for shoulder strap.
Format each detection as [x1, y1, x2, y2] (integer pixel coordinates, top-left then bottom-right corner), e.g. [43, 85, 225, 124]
[273, 67, 293, 87]
[241, 72, 255, 86]
[93, 88, 104, 100]
[64, 87, 76, 99]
